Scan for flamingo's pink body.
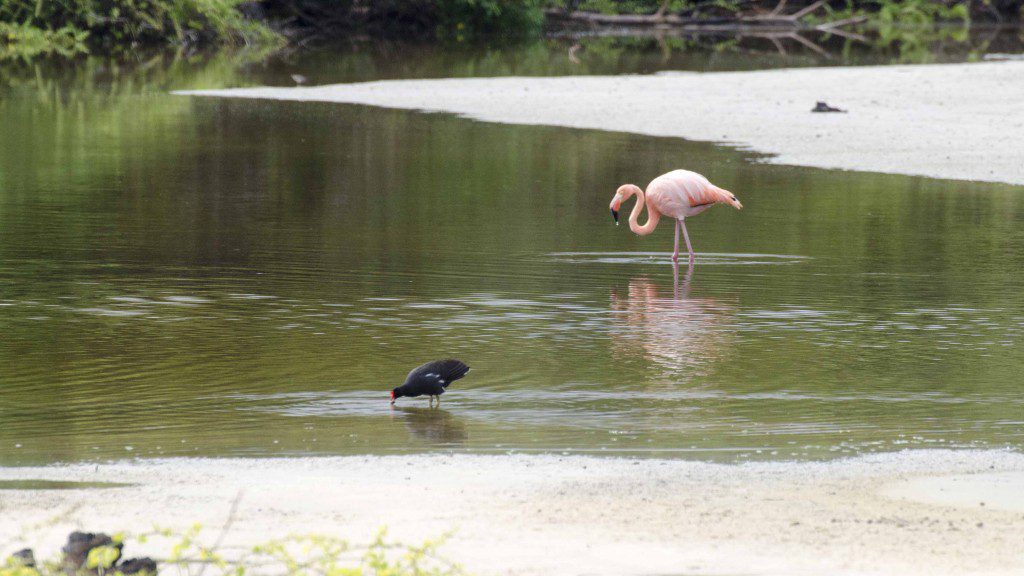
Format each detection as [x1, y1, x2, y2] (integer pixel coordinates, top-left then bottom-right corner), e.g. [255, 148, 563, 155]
[609, 169, 742, 263]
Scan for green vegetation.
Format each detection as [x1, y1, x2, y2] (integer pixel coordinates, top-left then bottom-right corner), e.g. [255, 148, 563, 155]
[2, 0, 1016, 61]
[810, 0, 971, 27]
[2, 527, 464, 576]
[873, 0, 971, 24]
[434, 0, 545, 41]
[0, 22, 88, 59]
[0, 0, 549, 57]
[553, 0, 981, 21]
[0, 0, 282, 59]
[258, 0, 546, 42]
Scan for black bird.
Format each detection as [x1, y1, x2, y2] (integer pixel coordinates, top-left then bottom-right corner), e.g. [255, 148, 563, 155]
[390, 359, 470, 407]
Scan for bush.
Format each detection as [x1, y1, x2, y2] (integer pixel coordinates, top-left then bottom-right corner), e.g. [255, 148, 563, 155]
[0, 22, 89, 60]
[874, 0, 970, 25]
[2, 526, 465, 576]
[260, 0, 545, 42]
[435, 0, 545, 41]
[0, 0, 281, 53]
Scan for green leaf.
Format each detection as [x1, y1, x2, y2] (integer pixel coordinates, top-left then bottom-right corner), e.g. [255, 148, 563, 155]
[86, 546, 120, 570]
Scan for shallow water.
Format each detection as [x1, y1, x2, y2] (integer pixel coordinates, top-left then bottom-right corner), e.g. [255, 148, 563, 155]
[1, 49, 1023, 465]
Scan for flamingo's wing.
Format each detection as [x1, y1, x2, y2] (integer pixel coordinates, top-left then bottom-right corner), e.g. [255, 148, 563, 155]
[656, 170, 740, 212]
[646, 170, 706, 217]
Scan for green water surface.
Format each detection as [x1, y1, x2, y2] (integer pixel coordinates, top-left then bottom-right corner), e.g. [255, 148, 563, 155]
[1, 45, 1023, 465]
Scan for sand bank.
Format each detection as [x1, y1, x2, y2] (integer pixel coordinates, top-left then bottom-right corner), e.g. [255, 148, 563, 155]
[178, 61, 1024, 186]
[2, 450, 1023, 575]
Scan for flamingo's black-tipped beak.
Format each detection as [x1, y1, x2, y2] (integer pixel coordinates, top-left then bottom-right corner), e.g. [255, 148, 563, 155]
[611, 208, 619, 225]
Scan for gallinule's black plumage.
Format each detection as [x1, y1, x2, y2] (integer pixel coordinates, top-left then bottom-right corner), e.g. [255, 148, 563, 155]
[390, 359, 470, 406]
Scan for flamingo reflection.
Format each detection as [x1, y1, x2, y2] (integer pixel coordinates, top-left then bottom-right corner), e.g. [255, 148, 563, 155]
[610, 263, 734, 377]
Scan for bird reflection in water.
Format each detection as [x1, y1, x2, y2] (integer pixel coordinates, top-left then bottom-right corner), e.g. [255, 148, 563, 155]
[610, 262, 734, 377]
[392, 407, 468, 445]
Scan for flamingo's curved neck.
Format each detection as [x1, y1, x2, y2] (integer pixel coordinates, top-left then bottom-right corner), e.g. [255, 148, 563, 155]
[623, 185, 660, 236]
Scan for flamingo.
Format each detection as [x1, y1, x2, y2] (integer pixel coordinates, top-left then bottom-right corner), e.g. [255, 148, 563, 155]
[609, 169, 742, 263]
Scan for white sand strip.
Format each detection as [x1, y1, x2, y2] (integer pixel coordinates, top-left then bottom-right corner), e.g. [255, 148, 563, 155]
[885, 470, 1024, 513]
[2, 450, 1023, 575]
[177, 62, 1024, 185]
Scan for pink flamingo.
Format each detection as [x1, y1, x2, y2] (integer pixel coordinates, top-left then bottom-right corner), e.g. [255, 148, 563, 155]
[609, 169, 742, 263]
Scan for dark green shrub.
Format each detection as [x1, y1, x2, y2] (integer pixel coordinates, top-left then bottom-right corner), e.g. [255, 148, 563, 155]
[434, 0, 545, 41]
[0, 0, 280, 52]
[0, 22, 89, 60]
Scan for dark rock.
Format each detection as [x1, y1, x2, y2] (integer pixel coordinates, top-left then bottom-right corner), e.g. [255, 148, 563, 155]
[118, 557, 158, 575]
[10, 548, 36, 567]
[62, 532, 122, 573]
[812, 101, 846, 113]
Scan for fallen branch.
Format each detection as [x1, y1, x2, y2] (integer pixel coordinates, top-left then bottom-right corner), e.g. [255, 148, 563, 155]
[545, 3, 856, 30]
[545, 9, 702, 26]
[785, 30, 831, 57]
[768, 0, 789, 18]
[786, 0, 827, 20]
[815, 15, 869, 30]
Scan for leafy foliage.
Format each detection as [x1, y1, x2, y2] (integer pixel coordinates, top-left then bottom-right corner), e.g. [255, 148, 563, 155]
[1, 557, 38, 576]
[0, 0, 281, 54]
[813, 0, 970, 23]
[434, 0, 546, 41]
[260, 0, 546, 43]
[2, 526, 464, 576]
[874, 0, 970, 24]
[0, 0, 1002, 59]
[85, 545, 122, 572]
[0, 22, 88, 60]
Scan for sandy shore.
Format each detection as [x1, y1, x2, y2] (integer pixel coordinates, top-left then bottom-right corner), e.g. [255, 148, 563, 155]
[2, 450, 1023, 575]
[178, 61, 1024, 186]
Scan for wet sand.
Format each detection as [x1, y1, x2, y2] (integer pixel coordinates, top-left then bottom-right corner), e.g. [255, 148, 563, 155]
[2, 450, 1023, 575]
[178, 61, 1024, 185]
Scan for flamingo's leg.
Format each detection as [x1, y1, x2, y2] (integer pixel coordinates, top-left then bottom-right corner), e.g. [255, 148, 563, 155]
[673, 220, 681, 262]
[680, 219, 695, 264]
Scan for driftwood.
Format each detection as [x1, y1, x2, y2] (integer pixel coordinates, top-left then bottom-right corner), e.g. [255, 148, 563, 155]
[557, 26, 870, 62]
[546, 9, 743, 26]
[552, 5, 875, 65]
[545, 0, 865, 30]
